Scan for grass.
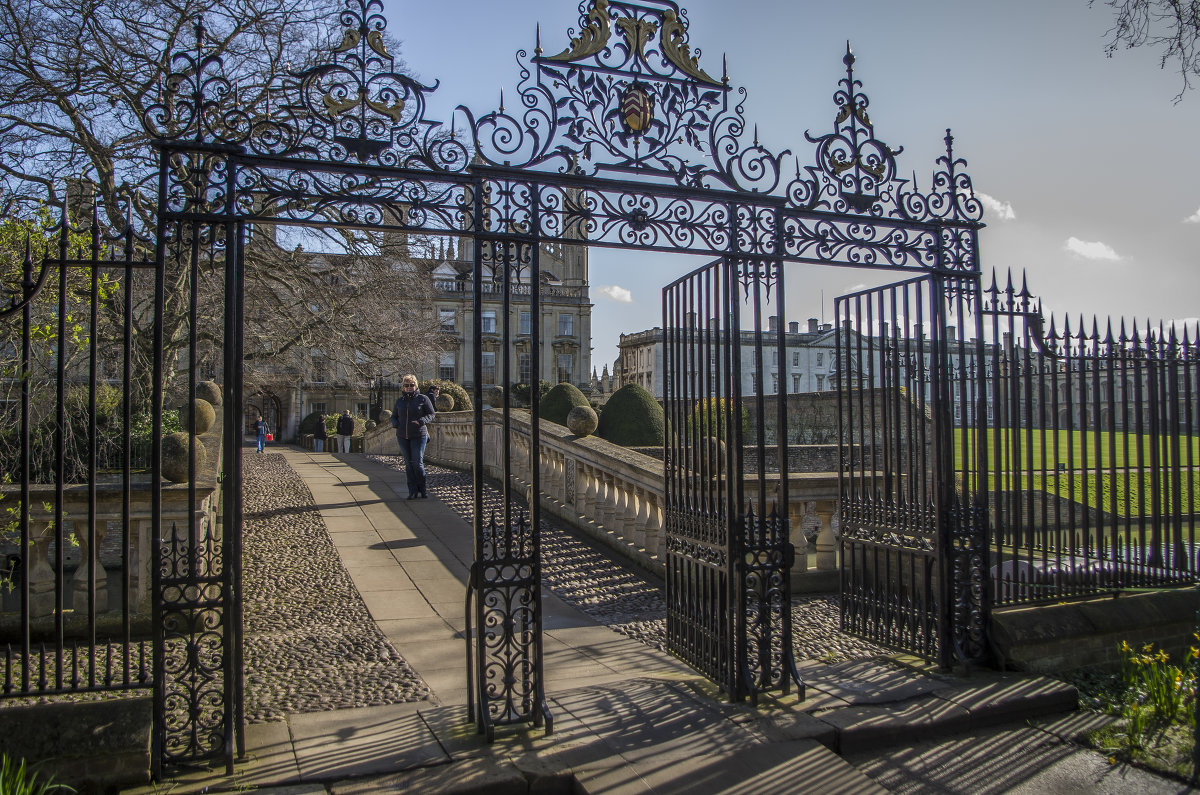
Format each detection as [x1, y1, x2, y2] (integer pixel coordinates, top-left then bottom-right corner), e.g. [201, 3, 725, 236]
[950, 427, 1200, 515]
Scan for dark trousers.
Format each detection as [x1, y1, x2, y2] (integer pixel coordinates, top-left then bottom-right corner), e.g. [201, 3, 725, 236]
[397, 434, 429, 496]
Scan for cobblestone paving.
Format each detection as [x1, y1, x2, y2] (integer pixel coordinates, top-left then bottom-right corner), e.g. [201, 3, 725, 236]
[372, 457, 887, 664]
[242, 453, 429, 722]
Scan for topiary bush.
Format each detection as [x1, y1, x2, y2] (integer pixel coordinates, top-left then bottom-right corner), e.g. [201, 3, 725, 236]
[512, 380, 551, 407]
[419, 379, 472, 412]
[597, 383, 664, 446]
[540, 382, 590, 425]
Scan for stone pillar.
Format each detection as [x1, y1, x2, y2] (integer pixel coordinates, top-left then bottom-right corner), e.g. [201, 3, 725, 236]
[623, 485, 639, 544]
[633, 487, 651, 548]
[28, 522, 55, 619]
[644, 493, 663, 557]
[816, 501, 838, 570]
[74, 520, 109, 615]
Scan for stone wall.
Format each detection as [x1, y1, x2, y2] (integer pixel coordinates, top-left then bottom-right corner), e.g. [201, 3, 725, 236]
[991, 588, 1200, 673]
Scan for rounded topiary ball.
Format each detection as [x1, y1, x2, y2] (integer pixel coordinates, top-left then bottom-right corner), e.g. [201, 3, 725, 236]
[434, 394, 453, 412]
[597, 383, 664, 446]
[540, 382, 590, 425]
[419, 379, 472, 412]
[162, 432, 205, 483]
[488, 386, 505, 407]
[566, 405, 598, 436]
[196, 381, 222, 406]
[379, 409, 392, 425]
[179, 398, 216, 435]
[365, 420, 376, 431]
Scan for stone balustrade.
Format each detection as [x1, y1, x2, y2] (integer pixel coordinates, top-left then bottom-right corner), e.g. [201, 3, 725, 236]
[1, 417, 223, 636]
[365, 409, 841, 589]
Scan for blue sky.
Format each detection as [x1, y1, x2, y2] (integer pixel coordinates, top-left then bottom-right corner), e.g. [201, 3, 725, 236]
[381, 0, 1200, 372]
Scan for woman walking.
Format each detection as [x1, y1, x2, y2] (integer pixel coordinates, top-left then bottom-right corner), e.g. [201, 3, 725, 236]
[391, 374, 435, 499]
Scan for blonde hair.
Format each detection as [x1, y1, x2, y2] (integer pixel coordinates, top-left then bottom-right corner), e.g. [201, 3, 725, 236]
[401, 374, 418, 387]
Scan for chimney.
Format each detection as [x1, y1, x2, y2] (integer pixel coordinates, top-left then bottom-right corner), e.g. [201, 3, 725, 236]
[768, 315, 778, 332]
[808, 318, 818, 333]
[789, 321, 799, 333]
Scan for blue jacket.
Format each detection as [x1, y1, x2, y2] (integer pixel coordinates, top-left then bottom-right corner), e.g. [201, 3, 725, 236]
[392, 393, 435, 439]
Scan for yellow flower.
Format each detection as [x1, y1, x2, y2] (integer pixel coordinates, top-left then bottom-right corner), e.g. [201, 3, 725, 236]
[1158, 650, 1170, 663]
[1119, 641, 1132, 653]
[1142, 643, 1155, 654]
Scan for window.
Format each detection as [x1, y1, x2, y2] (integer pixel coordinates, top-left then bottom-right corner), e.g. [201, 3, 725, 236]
[481, 310, 496, 334]
[816, 352, 824, 367]
[520, 311, 531, 335]
[556, 353, 573, 384]
[519, 352, 532, 384]
[355, 402, 368, 416]
[311, 356, 327, 383]
[439, 352, 455, 381]
[771, 374, 778, 394]
[310, 402, 327, 415]
[792, 352, 799, 367]
[558, 313, 573, 336]
[793, 374, 801, 392]
[482, 352, 496, 385]
[439, 309, 456, 331]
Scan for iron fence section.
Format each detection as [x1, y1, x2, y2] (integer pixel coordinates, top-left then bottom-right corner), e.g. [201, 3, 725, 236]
[1, 208, 158, 698]
[983, 275, 1200, 605]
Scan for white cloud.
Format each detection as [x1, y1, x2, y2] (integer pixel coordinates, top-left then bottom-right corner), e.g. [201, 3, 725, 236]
[978, 192, 1016, 221]
[1185, 207, 1200, 224]
[596, 285, 633, 303]
[1064, 237, 1120, 261]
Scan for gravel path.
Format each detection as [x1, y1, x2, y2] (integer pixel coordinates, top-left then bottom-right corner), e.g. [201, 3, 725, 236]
[241, 453, 429, 722]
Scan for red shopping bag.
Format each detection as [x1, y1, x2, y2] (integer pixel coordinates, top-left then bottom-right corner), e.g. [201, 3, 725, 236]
[266, 433, 273, 441]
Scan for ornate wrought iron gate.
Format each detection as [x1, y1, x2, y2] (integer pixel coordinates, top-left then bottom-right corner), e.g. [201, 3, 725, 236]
[663, 258, 802, 702]
[835, 274, 990, 667]
[5, 0, 995, 770]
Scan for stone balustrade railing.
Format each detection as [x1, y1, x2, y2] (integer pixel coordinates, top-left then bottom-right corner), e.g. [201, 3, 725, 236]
[364, 410, 841, 589]
[1, 416, 223, 635]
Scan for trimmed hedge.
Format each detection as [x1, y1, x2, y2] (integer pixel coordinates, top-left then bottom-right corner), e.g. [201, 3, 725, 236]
[540, 382, 590, 425]
[597, 383, 664, 446]
[418, 379, 473, 412]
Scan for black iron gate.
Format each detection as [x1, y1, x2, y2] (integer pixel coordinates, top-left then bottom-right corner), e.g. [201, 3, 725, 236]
[5, 0, 999, 770]
[663, 258, 802, 701]
[835, 274, 990, 667]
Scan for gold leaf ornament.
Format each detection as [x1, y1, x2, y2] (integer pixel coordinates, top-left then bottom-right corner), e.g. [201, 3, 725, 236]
[660, 10, 719, 85]
[546, 0, 611, 61]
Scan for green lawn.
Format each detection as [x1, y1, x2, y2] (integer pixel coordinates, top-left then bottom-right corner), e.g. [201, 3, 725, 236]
[951, 428, 1200, 515]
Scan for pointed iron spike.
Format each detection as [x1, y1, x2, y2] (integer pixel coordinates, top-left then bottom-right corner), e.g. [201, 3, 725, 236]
[911, 170, 919, 191]
[536, 23, 542, 55]
[722, 54, 728, 84]
[499, 88, 504, 114]
[1047, 314, 1058, 339]
[986, 268, 998, 293]
[944, 128, 954, 157]
[843, 40, 854, 70]
[1118, 317, 1128, 344]
[1104, 319, 1115, 345]
[1004, 269, 1015, 294]
[1018, 269, 1033, 298]
[1091, 316, 1099, 339]
[753, 124, 759, 148]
